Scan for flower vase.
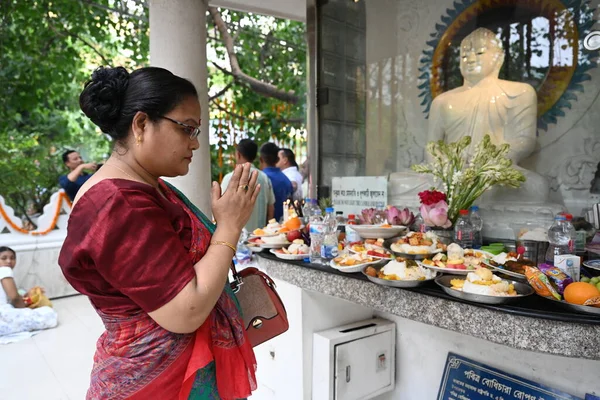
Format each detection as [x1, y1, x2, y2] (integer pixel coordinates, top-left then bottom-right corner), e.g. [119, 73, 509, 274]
[429, 227, 454, 245]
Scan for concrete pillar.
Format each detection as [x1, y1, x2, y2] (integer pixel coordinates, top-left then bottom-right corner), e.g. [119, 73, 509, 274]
[149, 0, 212, 215]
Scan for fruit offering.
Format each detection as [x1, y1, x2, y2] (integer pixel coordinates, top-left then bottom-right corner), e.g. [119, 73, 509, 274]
[365, 258, 435, 281]
[563, 282, 600, 306]
[348, 239, 392, 259]
[450, 268, 517, 296]
[390, 231, 446, 255]
[253, 217, 302, 237]
[275, 239, 309, 255]
[422, 244, 489, 271]
[332, 253, 377, 267]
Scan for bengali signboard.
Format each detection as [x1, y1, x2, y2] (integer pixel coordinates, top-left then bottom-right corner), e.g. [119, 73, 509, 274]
[331, 176, 387, 216]
[438, 353, 581, 400]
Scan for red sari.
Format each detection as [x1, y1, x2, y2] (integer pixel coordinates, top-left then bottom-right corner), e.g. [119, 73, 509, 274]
[59, 179, 256, 399]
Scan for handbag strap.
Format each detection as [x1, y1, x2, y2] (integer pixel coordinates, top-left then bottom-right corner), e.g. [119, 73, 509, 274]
[230, 264, 276, 293]
[230, 262, 243, 293]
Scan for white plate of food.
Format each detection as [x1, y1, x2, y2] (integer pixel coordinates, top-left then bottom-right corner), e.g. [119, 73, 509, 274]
[583, 259, 600, 271]
[362, 259, 438, 288]
[270, 249, 307, 260]
[269, 240, 310, 260]
[435, 268, 534, 305]
[249, 218, 304, 238]
[419, 245, 494, 275]
[385, 231, 446, 260]
[481, 252, 534, 280]
[350, 224, 407, 239]
[329, 253, 384, 273]
[347, 239, 394, 260]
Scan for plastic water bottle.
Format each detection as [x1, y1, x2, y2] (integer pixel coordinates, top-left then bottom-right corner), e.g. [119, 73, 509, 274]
[545, 215, 571, 264]
[302, 198, 313, 220]
[345, 214, 361, 243]
[321, 207, 339, 261]
[469, 206, 483, 249]
[235, 229, 252, 265]
[454, 210, 474, 248]
[561, 213, 576, 254]
[309, 208, 324, 264]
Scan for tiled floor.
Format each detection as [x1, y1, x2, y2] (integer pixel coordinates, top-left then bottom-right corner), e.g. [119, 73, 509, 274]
[0, 295, 103, 400]
[0, 295, 274, 400]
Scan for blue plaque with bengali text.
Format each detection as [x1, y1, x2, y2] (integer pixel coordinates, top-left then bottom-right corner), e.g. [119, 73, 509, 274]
[437, 353, 582, 400]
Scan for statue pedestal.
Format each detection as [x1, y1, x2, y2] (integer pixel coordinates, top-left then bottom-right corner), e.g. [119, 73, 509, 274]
[388, 172, 565, 240]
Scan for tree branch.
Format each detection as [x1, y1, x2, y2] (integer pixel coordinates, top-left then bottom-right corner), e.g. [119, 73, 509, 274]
[81, 0, 148, 22]
[209, 81, 234, 102]
[208, 7, 299, 104]
[47, 21, 111, 66]
[210, 98, 304, 125]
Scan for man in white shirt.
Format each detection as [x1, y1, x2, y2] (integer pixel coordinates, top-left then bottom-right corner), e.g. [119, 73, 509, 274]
[277, 148, 303, 202]
[221, 139, 276, 232]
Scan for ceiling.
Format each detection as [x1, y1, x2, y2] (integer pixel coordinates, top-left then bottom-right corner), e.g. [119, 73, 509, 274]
[209, 0, 306, 21]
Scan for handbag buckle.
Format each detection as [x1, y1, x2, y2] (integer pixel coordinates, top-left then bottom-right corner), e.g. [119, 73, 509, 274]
[231, 275, 244, 293]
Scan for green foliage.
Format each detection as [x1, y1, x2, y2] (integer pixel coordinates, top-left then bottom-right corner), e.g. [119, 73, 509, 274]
[0, 2, 306, 221]
[0, 0, 147, 220]
[207, 10, 307, 181]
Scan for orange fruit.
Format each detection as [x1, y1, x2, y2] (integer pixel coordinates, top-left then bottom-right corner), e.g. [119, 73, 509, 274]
[278, 227, 290, 233]
[564, 282, 600, 305]
[284, 217, 301, 230]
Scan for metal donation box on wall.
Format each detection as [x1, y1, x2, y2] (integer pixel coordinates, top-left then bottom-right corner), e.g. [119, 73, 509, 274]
[312, 318, 396, 400]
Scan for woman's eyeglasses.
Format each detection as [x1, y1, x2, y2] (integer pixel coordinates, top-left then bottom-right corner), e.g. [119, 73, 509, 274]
[159, 116, 201, 140]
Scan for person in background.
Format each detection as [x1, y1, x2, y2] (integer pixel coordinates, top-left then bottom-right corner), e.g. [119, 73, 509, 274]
[221, 138, 275, 231]
[259, 142, 292, 222]
[59, 150, 98, 201]
[0, 246, 58, 340]
[277, 148, 303, 202]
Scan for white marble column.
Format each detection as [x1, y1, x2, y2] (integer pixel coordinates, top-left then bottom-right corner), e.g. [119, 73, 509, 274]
[149, 0, 212, 215]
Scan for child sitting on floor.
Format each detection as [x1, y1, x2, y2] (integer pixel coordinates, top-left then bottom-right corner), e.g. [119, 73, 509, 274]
[0, 246, 58, 340]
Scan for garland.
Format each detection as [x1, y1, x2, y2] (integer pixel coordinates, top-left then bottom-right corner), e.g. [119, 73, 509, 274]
[0, 192, 72, 236]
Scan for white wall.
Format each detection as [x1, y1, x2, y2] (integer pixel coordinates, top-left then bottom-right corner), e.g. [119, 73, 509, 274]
[252, 278, 373, 400]
[374, 311, 600, 399]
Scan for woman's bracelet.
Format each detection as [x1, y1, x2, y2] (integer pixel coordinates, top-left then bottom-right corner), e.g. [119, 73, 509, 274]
[210, 240, 237, 254]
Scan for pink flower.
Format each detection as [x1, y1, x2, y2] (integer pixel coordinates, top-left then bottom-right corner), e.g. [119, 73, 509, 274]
[420, 201, 452, 228]
[385, 206, 415, 226]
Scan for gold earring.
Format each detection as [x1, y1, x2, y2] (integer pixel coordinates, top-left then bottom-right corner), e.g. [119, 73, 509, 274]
[135, 136, 142, 145]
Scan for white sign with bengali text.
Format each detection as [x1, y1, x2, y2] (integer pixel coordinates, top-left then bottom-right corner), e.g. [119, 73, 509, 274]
[332, 176, 388, 216]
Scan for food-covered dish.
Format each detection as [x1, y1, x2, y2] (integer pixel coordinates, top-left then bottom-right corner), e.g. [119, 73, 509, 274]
[488, 252, 534, 275]
[348, 239, 392, 259]
[332, 253, 378, 267]
[252, 217, 301, 236]
[421, 244, 490, 271]
[365, 258, 435, 281]
[250, 234, 290, 246]
[390, 231, 446, 255]
[449, 268, 517, 297]
[274, 239, 309, 255]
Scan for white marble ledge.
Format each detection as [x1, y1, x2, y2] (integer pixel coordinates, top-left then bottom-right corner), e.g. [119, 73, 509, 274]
[256, 256, 600, 361]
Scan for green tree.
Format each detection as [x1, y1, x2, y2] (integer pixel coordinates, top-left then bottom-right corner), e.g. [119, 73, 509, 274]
[0, 1, 306, 226]
[0, 0, 148, 224]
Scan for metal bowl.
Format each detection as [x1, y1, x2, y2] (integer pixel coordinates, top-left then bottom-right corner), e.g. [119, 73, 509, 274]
[361, 262, 438, 288]
[434, 275, 534, 305]
[537, 294, 600, 316]
[482, 261, 528, 281]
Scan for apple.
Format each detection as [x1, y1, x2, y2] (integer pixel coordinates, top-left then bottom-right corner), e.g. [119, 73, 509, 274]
[286, 230, 302, 242]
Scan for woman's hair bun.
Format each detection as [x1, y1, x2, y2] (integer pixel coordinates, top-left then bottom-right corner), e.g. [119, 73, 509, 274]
[79, 66, 130, 135]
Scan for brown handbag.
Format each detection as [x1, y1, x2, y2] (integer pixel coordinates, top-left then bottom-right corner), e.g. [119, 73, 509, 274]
[230, 265, 289, 347]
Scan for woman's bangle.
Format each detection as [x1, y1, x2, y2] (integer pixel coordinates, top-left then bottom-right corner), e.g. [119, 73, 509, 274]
[210, 240, 237, 254]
